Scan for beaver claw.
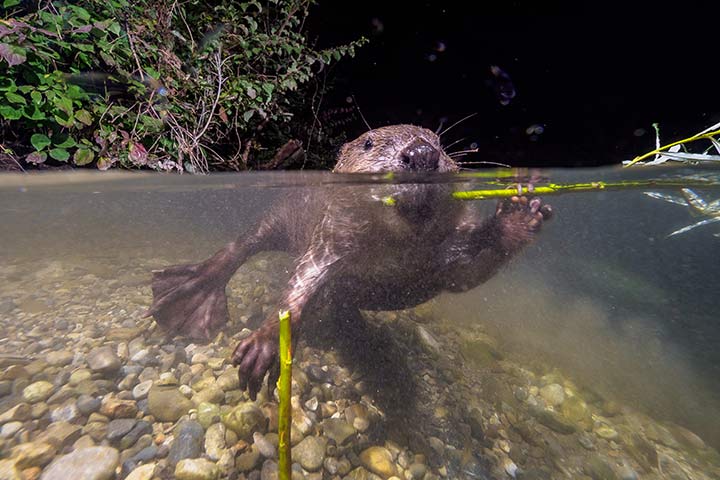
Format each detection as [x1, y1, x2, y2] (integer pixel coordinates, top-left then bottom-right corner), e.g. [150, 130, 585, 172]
[494, 195, 552, 252]
[231, 328, 278, 400]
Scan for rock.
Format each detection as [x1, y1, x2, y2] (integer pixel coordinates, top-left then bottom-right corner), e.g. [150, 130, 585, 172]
[49, 402, 79, 423]
[601, 400, 621, 417]
[125, 463, 156, 480]
[86, 346, 121, 374]
[76, 395, 101, 415]
[106, 418, 137, 443]
[175, 458, 220, 480]
[40, 446, 119, 480]
[415, 325, 441, 355]
[0, 459, 21, 480]
[322, 418, 356, 445]
[36, 421, 82, 448]
[22, 381, 54, 403]
[222, 402, 266, 441]
[539, 384, 565, 407]
[561, 396, 591, 429]
[292, 436, 326, 472]
[346, 466, 383, 480]
[360, 446, 397, 479]
[215, 370, 239, 391]
[205, 423, 227, 461]
[584, 455, 618, 480]
[120, 421, 152, 450]
[594, 425, 619, 441]
[192, 385, 225, 406]
[253, 432, 277, 459]
[197, 402, 222, 430]
[345, 404, 370, 432]
[148, 385, 193, 422]
[10, 442, 56, 468]
[531, 407, 576, 434]
[0, 403, 31, 424]
[132, 380, 153, 400]
[46, 351, 74, 367]
[0, 421, 22, 439]
[168, 421, 204, 467]
[100, 395, 137, 418]
[235, 445, 261, 472]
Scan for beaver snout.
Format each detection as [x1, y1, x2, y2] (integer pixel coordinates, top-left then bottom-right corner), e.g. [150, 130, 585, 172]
[400, 138, 441, 171]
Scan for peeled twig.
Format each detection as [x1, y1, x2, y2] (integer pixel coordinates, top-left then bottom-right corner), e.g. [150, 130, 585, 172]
[277, 310, 292, 480]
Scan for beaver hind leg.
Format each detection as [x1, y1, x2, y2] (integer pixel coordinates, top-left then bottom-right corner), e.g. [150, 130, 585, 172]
[146, 261, 231, 341]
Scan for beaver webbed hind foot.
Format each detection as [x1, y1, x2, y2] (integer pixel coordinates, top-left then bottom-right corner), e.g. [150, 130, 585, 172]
[494, 195, 552, 253]
[145, 261, 230, 341]
[231, 326, 278, 400]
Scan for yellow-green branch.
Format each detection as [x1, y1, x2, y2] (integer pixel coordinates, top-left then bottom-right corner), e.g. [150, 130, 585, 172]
[452, 179, 717, 201]
[624, 128, 720, 167]
[277, 310, 292, 480]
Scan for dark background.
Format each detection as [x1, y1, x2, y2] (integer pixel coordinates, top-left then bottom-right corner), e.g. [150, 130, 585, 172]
[306, 3, 719, 167]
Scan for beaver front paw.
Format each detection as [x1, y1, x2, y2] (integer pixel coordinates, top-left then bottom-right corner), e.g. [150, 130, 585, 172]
[494, 195, 552, 252]
[231, 327, 278, 400]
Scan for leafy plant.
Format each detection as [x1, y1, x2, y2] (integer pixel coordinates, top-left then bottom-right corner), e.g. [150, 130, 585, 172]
[0, 0, 366, 171]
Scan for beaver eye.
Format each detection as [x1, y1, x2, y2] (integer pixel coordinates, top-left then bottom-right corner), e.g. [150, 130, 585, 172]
[363, 139, 373, 151]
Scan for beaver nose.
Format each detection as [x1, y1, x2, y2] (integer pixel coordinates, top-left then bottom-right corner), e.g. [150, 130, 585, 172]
[399, 139, 440, 171]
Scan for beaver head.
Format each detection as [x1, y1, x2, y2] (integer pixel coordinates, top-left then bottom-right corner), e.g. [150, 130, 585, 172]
[333, 124, 458, 174]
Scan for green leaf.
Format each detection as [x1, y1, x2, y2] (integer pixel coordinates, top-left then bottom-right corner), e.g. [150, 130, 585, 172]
[30, 133, 52, 151]
[54, 136, 77, 148]
[242, 110, 255, 122]
[4, 92, 26, 105]
[54, 113, 74, 128]
[0, 105, 22, 120]
[73, 148, 95, 166]
[3, 0, 21, 7]
[53, 96, 73, 116]
[49, 148, 70, 162]
[108, 22, 121, 36]
[30, 90, 42, 105]
[69, 5, 91, 21]
[75, 109, 92, 125]
[23, 105, 46, 120]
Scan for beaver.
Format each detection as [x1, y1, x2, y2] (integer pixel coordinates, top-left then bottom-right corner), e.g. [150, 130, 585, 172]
[146, 124, 552, 399]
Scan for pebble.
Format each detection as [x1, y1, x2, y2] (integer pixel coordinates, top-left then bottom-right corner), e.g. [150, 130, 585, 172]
[148, 385, 193, 422]
[46, 350, 74, 367]
[222, 402, 266, 441]
[76, 395, 101, 415]
[125, 463, 156, 480]
[293, 436, 326, 472]
[49, 402, 79, 423]
[106, 418, 137, 443]
[197, 402, 222, 429]
[539, 384, 565, 407]
[205, 423, 227, 461]
[584, 455, 618, 480]
[0, 459, 21, 480]
[22, 381, 54, 403]
[360, 446, 397, 479]
[0, 421, 22, 438]
[175, 458, 220, 480]
[253, 431, 277, 459]
[86, 346, 122, 374]
[10, 441, 56, 469]
[168, 420, 205, 467]
[40, 446, 119, 480]
[322, 418, 356, 445]
[132, 380, 153, 400]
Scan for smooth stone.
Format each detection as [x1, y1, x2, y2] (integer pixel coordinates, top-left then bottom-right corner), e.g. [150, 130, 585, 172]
[594, 425, 619, 441]
[168, 420, 204, 467]
[539, 384, 565, 407]
[561, 396, 591, 428]
[22, 381, 54, 403]
[322, 418, 356, 445]
[359, 446, 397, 479]
[215, 371, 239, 391]
[46, 351, 74, 367]
[76, 395, 101, 415]
[68, 369, 92, 386]
[40, 446, 119, 480]
[148, 385, 193, 422]
[197, 402, 222, 430]
[192, 385, 225, 406]
[584, 455, 618, 480]
[0, 459, 21, 480]
[253, 431, 277, 459]
[86, 346, 121, 374]
[175, 458, 219, 480]
[100, 395, 138, 418]
[346, 466, 383, 480]
[222, 402, 266, 441]
[0, 403, 31, 424]
[0, 421, 22, 439]
[125, 463, 156, 480]
[235, 445, 261, 472]
[36, 421, 82, 448]
[10, 441, 56, 468]
[0, 381, 11, 397]
[531, 407, 576, 434]
[50, 403, 79, 423]
[120, 421, 152, 450]
[132, 380, 153, 400]
[205, 423, 227, 461]
[107, 418, 137, 442]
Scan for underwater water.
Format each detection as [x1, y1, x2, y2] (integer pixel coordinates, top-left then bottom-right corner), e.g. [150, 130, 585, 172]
[0, 167, 719, 479]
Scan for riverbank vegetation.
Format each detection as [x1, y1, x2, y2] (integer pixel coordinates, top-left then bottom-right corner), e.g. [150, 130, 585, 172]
[0, 0, 366, 172]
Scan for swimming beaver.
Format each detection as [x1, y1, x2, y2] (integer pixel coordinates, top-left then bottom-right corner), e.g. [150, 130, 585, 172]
[146, 124, 552, 398]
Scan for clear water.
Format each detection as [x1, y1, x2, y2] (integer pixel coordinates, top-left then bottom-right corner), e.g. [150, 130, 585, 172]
[0, 167, 719, 479]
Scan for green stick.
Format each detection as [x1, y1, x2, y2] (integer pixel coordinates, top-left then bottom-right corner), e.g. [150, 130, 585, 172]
[277, 310, 292, 480]
[451, 179, 716, 201]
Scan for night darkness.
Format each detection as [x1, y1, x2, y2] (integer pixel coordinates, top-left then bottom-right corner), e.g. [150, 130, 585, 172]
[306, 4, 719, 167]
